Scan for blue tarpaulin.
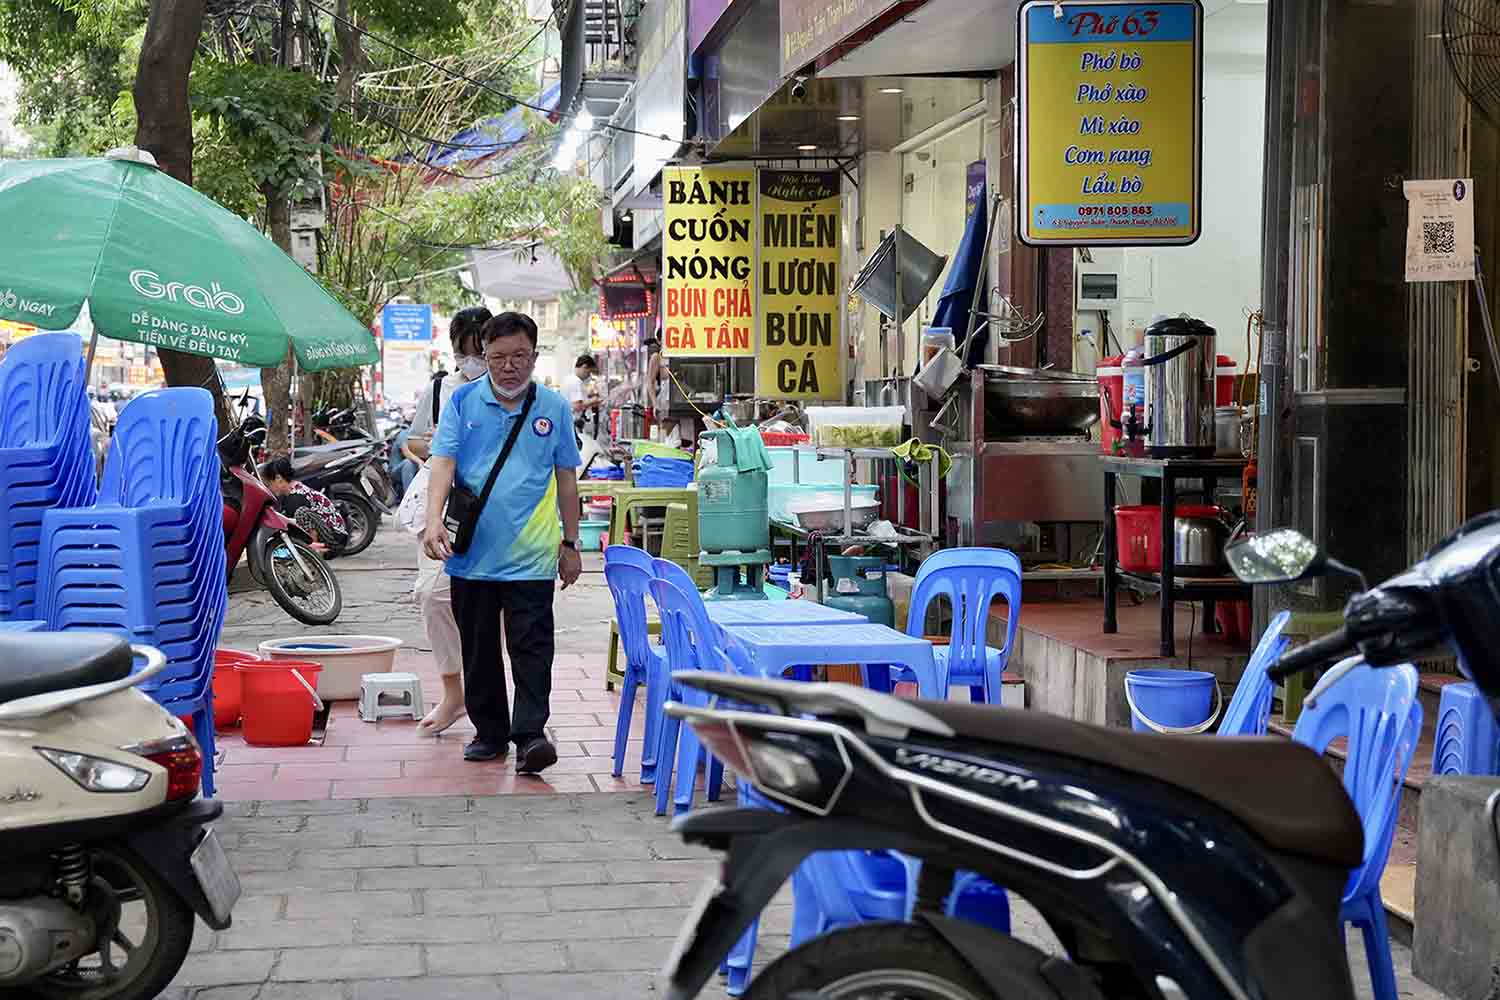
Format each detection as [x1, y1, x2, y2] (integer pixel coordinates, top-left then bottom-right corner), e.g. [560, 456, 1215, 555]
[931, 181, 989, 367]
[422, 83, 560, 169]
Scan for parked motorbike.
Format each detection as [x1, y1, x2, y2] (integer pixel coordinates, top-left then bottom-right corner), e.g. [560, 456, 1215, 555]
[220, 422, 343, 625]
[233, 409, 392, 558]
[660, 515, 1500, 1000]
[0, 635, 240, 999]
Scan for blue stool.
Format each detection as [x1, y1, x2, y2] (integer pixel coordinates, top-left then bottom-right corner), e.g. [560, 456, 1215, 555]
[1431, 681, 1499, 776]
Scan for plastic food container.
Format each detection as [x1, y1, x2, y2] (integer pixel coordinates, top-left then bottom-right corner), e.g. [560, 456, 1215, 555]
[921, 327, 955, 366]
[805, 406, 906, 449]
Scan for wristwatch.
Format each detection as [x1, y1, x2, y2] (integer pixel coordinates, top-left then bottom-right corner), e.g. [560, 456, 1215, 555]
[561, 539, 578, 550]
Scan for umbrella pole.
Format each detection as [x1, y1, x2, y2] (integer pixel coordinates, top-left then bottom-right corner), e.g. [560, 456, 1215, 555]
[84, 328, 99, 387]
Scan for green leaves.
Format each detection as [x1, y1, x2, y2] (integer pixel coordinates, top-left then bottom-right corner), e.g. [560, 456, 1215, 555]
[189, 59, 335, 201]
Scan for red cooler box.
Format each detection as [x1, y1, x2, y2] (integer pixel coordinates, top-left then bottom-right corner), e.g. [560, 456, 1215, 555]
[1216, 355, 1238, 407]
[1097, 356, 1124, 454]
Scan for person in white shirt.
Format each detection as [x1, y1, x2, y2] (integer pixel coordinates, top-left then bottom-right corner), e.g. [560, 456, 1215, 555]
[407, 306, 491, 735]
[562, 354, 600, 415]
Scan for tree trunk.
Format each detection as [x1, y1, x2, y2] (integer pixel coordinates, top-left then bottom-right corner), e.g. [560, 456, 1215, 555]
[133, 0, 232, 430]
[260, 189, 296, 456]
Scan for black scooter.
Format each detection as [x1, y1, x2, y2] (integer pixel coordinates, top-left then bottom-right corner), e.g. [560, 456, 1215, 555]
[662, 514, 1500, 1000]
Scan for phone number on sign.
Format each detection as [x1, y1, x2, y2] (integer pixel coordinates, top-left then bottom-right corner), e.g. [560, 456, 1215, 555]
[1076, 205, 1158, 217]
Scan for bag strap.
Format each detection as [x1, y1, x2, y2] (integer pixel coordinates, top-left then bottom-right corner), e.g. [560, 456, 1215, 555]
[474, 382, 537, 514]
[430, 373, 445, 425]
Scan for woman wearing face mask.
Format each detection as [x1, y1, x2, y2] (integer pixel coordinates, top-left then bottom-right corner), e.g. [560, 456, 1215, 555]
[406, 306, 491, 735]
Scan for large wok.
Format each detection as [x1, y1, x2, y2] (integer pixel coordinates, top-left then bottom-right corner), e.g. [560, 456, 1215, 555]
[979, 365, 1100, 436]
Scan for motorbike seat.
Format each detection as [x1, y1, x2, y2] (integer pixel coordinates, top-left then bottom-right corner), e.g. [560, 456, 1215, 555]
[0, 633, 133, 704]
[912, 700, 1363, 869]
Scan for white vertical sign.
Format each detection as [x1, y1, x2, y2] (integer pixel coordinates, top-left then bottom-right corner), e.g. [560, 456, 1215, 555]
[1404, 178, 1475, 283]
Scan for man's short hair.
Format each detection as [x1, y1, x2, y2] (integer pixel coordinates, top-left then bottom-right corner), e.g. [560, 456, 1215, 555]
[482, 312, 539, 349]
[450, 306, 491, 355]
[262, 457, 295, 482]
[575, 354, 597, 370]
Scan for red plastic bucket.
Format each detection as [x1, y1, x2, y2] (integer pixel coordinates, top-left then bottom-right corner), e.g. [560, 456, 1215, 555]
[1114, 505, 1224, 573]
[235, 659, 324, 747]
[213, 649, 258, 727]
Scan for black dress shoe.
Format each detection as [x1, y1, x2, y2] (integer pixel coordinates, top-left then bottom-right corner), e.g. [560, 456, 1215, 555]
[463, 739, 506, 762]
[515, 737, 558, 775]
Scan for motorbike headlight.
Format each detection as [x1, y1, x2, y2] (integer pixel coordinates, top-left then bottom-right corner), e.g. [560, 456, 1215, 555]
[37, 748, 151, 793]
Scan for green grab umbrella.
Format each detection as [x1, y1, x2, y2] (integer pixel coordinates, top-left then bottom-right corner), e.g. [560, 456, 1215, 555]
[0, 151, 379, 372]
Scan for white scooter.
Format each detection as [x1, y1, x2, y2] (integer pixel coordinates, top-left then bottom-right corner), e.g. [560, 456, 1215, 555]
[0, 633, 240, 999]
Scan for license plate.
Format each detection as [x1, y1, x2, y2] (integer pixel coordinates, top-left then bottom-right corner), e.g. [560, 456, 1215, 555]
[190, 828, 241, 926]
[662, 877, 722, 983]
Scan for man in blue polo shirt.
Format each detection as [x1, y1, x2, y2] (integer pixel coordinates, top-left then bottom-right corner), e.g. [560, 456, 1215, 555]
[422, 312, 582, 772]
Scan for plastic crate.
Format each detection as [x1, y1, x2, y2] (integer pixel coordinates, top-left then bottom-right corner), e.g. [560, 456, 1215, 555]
[761, 431, 809, 446]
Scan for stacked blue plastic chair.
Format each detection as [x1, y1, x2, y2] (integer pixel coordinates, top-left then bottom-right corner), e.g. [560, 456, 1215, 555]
[36, 388, 226, 796]
[1430, 681, 1500, 776]
[1292, 658, 1421, 1000]
[905, 547, 1022, 701]
[602, 545, 668, 783]
[1216, 610, 1293, 737]
[648, 572, 729, 816]
[0, 333, 98, 622]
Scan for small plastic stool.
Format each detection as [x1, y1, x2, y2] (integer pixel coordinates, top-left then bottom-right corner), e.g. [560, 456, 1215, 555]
[359, 672, 424, 723]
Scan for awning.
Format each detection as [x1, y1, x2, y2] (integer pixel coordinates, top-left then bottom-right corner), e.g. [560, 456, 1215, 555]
[818, 0, 1014, 78]
[467, 245, 576, 300]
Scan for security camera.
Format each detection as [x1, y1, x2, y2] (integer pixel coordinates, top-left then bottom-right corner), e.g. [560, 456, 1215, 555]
[790, 76, 809, 100]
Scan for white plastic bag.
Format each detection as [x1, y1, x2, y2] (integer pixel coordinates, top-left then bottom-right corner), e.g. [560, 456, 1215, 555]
[397, 464, 430, 535]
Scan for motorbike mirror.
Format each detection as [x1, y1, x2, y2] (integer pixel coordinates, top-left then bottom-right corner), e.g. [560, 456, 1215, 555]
[1226, 529, 1325, 584]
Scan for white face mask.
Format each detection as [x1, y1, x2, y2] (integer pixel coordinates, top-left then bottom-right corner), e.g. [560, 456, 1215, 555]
[490, 375, 530, 400]
[457, 356, 486, 381]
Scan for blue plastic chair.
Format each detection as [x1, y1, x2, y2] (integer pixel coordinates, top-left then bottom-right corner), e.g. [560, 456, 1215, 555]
[1292, 659, 1421, 1000]
[602, 559, 668, 783]
[605, 543, 655, 574]
[905, 548, 1022, 702]
[0, 333, 96, 620]
[1216, 610, 1293, 737]
[648, 575, 729, 816]
[1431, 681, 1500, 776]
[652, 557, 703, 598]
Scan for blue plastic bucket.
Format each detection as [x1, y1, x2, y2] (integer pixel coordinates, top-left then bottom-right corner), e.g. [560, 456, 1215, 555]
[1124, 669, 1221, 734]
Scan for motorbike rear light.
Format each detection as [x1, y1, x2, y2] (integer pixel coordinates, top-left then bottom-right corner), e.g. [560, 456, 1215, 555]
[688, 718, 754, 777]
[744, 742, 822, 797]
[36, 748, 151, 793]
[124, 734, 203, 801]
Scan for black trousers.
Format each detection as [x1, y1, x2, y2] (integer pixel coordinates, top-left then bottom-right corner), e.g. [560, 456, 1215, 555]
[449, 576, 555, 748]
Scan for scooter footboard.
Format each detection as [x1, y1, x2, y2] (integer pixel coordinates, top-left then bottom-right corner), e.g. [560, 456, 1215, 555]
[663, 807, 952, 1000]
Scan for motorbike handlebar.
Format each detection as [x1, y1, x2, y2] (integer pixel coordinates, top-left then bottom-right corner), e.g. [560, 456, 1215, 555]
[1267, 626, 1353, 682]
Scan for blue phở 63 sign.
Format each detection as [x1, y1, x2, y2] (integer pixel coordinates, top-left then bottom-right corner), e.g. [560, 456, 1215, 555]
[1016, 1, 1203, 246]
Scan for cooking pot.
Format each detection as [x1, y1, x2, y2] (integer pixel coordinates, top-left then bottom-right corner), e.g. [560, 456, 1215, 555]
[1173, 507, 1231, 575]
[1144, 316, 1216, 458]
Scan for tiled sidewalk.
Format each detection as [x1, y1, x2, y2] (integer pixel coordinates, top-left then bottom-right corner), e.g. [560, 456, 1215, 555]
[214, 643, 650, 801]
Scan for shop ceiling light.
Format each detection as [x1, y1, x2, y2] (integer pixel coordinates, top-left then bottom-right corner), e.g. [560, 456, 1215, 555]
[798, 144, 818, 151]
[838, 114, 860, 121]
[879, 87, 904, 94]
[574, 107, 596, 132]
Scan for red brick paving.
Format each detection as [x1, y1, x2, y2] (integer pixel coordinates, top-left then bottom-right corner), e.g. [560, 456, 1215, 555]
[212, 643, 654, 802]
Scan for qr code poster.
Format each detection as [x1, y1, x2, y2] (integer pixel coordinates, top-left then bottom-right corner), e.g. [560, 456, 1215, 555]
[1404, 178, 1475, 283]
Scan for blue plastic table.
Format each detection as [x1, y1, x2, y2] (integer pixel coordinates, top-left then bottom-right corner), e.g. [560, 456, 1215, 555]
[722, 623, 941, 699]
[705, 602, 868, 627]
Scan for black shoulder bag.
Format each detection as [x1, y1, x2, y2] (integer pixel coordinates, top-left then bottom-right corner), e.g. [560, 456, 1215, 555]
[430, 373, 445, 425]
[442, 382, 536, 555]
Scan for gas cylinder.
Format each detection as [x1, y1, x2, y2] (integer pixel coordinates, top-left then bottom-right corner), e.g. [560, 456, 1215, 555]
[697, 429, 770, 556]
[825, 556, 894, 627]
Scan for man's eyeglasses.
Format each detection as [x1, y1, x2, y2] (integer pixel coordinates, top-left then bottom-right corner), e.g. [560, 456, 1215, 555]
[485, 351, 535, 371]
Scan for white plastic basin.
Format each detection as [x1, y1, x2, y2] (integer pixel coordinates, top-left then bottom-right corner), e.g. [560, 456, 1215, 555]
[258, 634, 403, 700]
